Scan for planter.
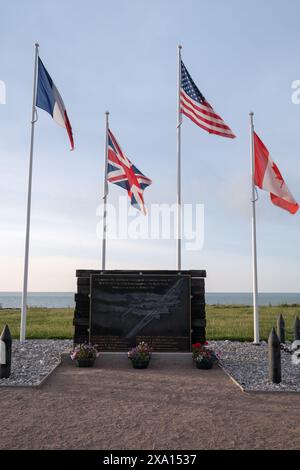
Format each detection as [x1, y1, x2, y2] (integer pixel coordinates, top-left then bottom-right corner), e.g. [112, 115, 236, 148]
[195, 358, 214, 370]
[131, 359, 150, 369]
[77, 358, 95, 368]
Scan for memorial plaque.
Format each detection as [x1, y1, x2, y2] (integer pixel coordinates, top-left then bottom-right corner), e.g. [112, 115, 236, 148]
[89, 274, 191, 352]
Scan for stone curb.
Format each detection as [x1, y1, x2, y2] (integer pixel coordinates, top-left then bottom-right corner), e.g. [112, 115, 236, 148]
[218, 362, 245, 393]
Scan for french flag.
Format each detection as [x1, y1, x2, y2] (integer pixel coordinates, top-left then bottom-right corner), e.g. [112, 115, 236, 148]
[36, 57, 74, 150]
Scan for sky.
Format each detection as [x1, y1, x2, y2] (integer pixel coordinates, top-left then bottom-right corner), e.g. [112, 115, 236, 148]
[1, 0, 300, 293]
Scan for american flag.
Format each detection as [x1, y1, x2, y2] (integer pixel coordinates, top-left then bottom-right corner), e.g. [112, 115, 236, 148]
[180, 60, 235, 139]
[107, 128, 152, 215]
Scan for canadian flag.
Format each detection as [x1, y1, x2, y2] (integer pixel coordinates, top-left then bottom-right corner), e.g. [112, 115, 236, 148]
[253, 132, 299, 215]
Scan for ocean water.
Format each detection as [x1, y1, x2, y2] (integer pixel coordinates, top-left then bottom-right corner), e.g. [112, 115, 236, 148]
[0, 292, 300, 308]
[0, 292, 75, 309]
[206, 292, 300, 306]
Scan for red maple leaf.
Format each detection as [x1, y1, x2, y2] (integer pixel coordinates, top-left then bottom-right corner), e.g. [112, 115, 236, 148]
[272, 162, 284, 188]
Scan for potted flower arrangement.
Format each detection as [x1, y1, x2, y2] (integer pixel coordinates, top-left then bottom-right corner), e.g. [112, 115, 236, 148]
[192, 342, 218, 370]
[70, 343, 99, 368]
[128, 341, 152, 369]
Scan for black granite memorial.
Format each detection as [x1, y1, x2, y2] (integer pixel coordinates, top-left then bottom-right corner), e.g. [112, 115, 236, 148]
[73, 269, 206, 352]
[89, 274, 191, 352]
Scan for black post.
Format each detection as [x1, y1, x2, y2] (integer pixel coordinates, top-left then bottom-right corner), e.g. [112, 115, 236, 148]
[294, 316, 300, 342]
[0, 325, 12, 379]
[268, 328, 281, 384]
[277, 314, 285, 344]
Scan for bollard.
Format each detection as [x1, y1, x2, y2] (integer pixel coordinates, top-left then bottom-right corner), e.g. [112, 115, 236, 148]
[294, 316, 300, 342]
[268, 328, 281, 384]
[0, 325, 12, 379]
[277, 314, 285, 344]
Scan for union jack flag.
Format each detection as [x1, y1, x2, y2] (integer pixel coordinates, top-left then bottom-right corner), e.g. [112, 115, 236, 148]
[180, 60, 235, 139]
[107, 128, 152, 215]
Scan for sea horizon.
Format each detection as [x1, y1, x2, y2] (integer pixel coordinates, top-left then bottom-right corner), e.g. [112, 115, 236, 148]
[1, 291, 300, 309]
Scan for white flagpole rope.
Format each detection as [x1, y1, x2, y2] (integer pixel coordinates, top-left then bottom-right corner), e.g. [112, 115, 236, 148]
[102, 111, 109, 270]
[20, 43, 39, 342]
[177, 44, 182, 271]
[250, 112, 260, 345]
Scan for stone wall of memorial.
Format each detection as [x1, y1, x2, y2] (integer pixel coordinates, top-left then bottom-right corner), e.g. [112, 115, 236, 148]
[73, 270, 206, 351]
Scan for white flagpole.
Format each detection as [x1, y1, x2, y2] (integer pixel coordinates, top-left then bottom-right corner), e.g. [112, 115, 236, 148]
[20, 43, 39, 342]
[250, 112, 260, 344]
[102, 111, 109, 270]
[177, 44, 182, 271]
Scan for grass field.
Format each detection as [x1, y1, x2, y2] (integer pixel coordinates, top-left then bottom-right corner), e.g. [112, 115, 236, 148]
[206, 305, 299, 341]
[0, 305, 299, 341]
[0, 308, 74, 340]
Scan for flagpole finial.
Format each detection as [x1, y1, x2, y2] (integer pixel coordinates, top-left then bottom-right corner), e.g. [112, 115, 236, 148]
[178, 44, 182, 50]
[35, 43, 39, 48]
[105, 110, 109, 115]
[250, 111, 254, 117]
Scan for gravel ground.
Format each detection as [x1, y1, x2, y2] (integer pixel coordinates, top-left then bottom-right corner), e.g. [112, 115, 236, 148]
[210, 341, 300, 392]
[0, 340, 299, 392]
[0, 340, 72, 387]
